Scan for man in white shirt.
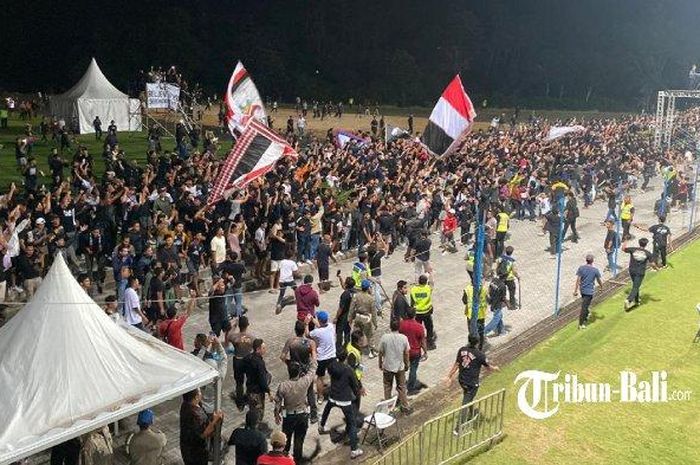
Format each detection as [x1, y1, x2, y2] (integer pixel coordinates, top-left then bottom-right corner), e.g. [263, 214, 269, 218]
[309, 311, 336, 402]
[210, 227, 227, 271]
[123, 276, 148, 330]
[276, 251, 299, 314]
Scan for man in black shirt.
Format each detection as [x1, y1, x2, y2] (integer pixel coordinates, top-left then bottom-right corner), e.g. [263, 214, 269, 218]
[334, 276, 356, 349]
[603, 220, 620, 272]
[391, 280, 412, 321]
[644, 216, 672, 268]
[221, 251, 247, 317]
[228, 410, 268, 465]
[208, 277, 232, 337]
[244, 338, 273, 433]
[544, 207, 561, 255]
[446, 336, 499, 431]
[412, 231, 432, 282]
[622, 238, 653, 311]
[316, 234, 333, 291]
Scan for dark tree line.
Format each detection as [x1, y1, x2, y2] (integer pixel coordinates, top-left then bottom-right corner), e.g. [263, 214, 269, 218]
[3, 0, 700, 109]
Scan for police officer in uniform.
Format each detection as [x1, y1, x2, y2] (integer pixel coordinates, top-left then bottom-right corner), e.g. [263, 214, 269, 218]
[410, 274, 436, 350]
[349, 279, 378, 358]
[274, 343, 318, 463]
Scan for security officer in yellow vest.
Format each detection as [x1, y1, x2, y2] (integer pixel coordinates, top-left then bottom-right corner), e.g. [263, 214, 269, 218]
[463, 276, 488, 350]
[620, 195, 635, 241]
[497, 245, 520, 308]
[410, 274, 436, 350]
[494, 207, 511, 258]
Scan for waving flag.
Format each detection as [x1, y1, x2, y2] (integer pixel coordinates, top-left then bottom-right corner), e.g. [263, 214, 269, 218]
[224, 61, 267, 137]
[544, 125, 585, 141]
[208, 120, 297, 205]
[421, 75, 476, 156]
[333, 129, 369, 149]
[385, 123, 409, 143]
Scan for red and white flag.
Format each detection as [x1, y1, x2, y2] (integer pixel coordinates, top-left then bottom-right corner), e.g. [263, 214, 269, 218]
[421, 75, 476, 156]
[224, 61, 267, 137]
[208, 120, 296, 205]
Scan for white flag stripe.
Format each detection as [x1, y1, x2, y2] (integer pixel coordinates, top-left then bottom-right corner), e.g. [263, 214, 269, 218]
[428, 96, 471, 140]
[231, 142, 286, 186]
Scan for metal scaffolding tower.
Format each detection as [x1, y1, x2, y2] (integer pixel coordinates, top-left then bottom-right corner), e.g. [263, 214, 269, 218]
[654, 89, 700, 149]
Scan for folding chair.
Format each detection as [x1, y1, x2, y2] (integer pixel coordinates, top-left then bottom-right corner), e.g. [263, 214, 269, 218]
[694, 304, 700, 343]
[361, 396, 402, 452]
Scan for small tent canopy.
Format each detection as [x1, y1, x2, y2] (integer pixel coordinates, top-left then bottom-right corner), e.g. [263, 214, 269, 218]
[0, 254, 218, 465]
[49, 58, 142, 134]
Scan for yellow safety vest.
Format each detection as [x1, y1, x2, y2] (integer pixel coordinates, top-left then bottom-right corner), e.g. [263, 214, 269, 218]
[464, 285, 488, 320]
[346, 342, 363, 381]
[466, 250, 475, 272]
[496, 212, 509, 233]
[621, 203, 633, 220]
[410, 285, 433, 314]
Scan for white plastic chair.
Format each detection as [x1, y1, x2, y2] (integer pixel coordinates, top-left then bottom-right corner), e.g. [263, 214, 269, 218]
[694, 304, 700, 343]
[361, 396, 402, 452]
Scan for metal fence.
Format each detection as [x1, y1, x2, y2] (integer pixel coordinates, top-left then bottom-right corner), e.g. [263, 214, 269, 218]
[372, 389, 505, 465]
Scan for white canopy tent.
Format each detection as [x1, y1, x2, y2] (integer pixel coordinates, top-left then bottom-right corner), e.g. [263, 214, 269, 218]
[49, 58, 142, 134]
[0, 254, 218, 465]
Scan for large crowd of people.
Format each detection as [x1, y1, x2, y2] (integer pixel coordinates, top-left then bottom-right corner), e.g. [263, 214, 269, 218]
[1, 100, 695, 465]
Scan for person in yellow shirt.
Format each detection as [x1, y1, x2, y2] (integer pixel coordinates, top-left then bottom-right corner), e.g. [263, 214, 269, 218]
[494, 208, 512, 258]
[620, 195, 634, 241]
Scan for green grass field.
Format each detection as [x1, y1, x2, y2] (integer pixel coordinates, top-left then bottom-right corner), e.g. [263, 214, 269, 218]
[0, 116, 174, 188]
[452, 241, 700, 464]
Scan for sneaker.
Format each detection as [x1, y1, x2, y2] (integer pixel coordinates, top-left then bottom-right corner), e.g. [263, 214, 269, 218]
[318, 424, 329, 435]
[578, 324, 586, 330]
[623, 300, 631, 311]
[309, 415, 319, 424]
[306, 259, 314, 265]
[368, 349, 377, 359]
[275, 305, 283, 315]
[350, 449, 364, 459]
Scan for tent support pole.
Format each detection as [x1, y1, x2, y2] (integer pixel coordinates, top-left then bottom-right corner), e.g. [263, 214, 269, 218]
[212, 377, 223, 465]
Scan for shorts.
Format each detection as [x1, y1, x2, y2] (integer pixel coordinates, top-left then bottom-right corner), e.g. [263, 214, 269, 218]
[210, 318, 232, 336]
[270, 260, 282, 272]
[316, 358, 333, 377]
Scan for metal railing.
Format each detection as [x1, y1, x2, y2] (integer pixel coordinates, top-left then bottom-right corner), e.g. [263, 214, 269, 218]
[372, 389, 505, 465]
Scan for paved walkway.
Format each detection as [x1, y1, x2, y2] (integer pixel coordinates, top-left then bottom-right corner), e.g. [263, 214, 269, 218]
[111, 179, 688, 464]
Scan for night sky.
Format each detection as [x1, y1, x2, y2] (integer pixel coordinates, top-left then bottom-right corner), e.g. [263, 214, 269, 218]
[3, 0, 700, 109]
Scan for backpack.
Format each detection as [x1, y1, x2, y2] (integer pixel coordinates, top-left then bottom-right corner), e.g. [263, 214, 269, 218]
[496, 258, 510, 278]
[488, 279, 505, 307]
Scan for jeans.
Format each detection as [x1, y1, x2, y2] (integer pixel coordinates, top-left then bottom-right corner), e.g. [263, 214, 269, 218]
[628, 274, 645, 304]
[297, 235, 310, 261]
[341, 228, 351, 252]
[653, 245, 668, 267]
[233, 289, 244, 317]
[579, 294, 593, 325]
[320, 401, 359, 450]
[505, 279, 517, 307]
[309, 233, 321, 260]
[459, 385, 480, 425]
[407, 355, 421, 390]
[484, 306, 504, 335]
[336, 318, 351, 350]
[282, 413, 309, 462]
[277, 281, 297, 306]
[372, 279, 383, 312]
[607, 250, 617, 271]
